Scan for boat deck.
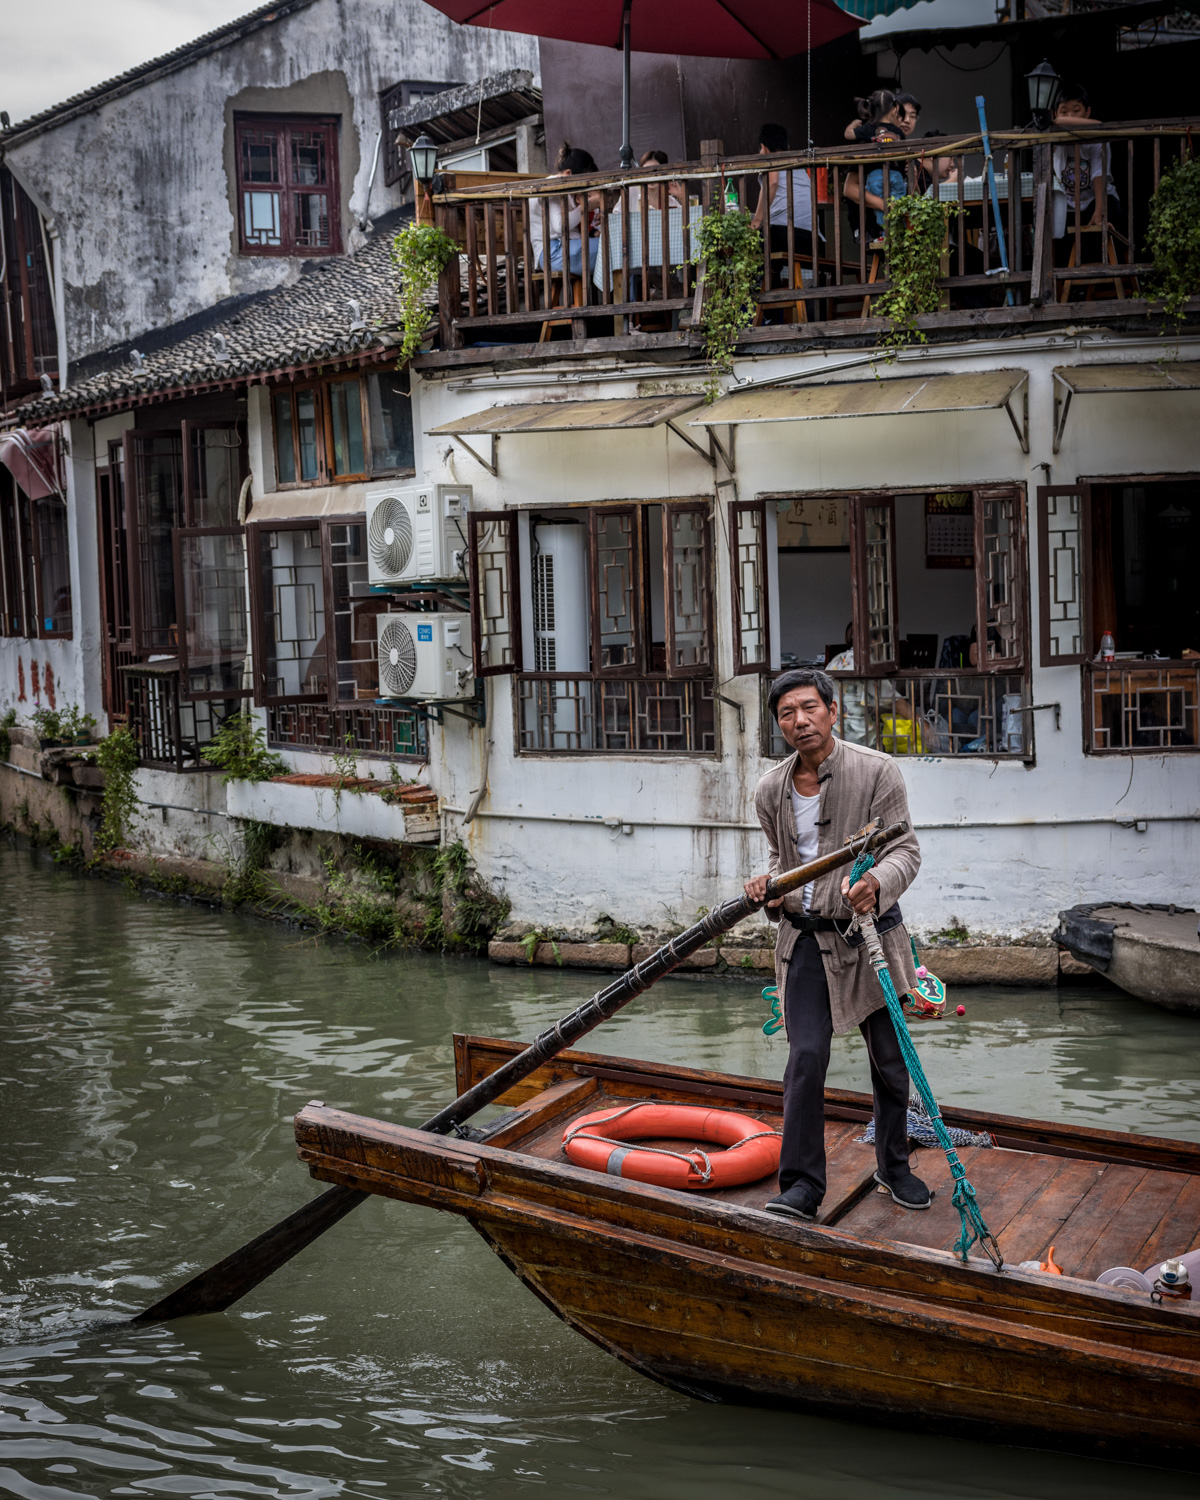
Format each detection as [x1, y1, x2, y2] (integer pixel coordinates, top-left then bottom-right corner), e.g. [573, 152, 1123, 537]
[513, 1084, 1200, 1279]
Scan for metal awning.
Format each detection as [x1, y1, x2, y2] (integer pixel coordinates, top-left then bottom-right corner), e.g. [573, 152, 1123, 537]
[427, 395, 708, 475]
[691, 368, 1027, 441]
[1053, 362, 1200, 452]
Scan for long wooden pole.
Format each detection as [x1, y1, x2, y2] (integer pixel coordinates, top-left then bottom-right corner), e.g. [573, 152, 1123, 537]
[134, 820, 907, 1324]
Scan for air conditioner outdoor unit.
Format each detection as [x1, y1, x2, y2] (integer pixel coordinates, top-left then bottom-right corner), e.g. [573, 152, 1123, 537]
[366, 484, 470, 587]
[376, 611, 472, 701]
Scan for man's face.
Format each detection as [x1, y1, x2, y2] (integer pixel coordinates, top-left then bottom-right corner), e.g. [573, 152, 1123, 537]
[776, 686, 838, 755]
[898, 103, 919, 135]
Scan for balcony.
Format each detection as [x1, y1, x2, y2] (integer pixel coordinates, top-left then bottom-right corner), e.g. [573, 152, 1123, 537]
[425, 118, 1199, 365]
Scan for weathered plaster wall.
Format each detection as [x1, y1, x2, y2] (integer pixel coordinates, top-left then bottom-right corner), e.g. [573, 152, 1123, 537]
[410, 333, 1200, 940]
[6, 0, 538, 365]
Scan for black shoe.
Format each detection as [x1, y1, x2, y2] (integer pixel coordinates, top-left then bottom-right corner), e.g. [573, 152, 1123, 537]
[764, 1184, 820, 1220]
[874, 1170, 933, 1210]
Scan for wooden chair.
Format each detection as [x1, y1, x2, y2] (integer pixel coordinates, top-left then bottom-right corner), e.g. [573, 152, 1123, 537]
[754, 253, 809, 326]
[860, 240, 886, 319]
[1058, 224, 1136, 303]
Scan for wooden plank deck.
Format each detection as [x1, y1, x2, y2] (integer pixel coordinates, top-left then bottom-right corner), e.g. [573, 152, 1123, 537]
[515, 1086, 1200, 1282]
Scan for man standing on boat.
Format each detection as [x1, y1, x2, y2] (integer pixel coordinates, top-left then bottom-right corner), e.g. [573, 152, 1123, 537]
[744, 669, 930, 1221]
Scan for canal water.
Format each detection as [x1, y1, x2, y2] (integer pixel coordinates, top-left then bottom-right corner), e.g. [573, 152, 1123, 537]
[2, 842, 1198, 1500]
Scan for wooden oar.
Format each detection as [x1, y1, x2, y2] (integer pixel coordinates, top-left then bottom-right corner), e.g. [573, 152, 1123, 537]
[134, 819, 907, 1323]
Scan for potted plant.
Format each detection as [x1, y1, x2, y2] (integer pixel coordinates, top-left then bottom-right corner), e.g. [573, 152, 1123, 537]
[60, 704, 97, 745]
[32, 707, 63, 748]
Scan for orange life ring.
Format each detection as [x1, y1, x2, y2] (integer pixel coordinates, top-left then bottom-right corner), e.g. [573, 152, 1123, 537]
[562, 1102, 781, 1191]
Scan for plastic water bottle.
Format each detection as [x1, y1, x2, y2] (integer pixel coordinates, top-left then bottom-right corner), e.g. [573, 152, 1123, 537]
[1155, 1258, 1192, 1301]
[1100, 629, 1115, 664]
[724, 180, 739, 211]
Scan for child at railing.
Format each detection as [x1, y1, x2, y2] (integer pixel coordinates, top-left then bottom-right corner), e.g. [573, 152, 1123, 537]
[1051, 84, 1121, 264]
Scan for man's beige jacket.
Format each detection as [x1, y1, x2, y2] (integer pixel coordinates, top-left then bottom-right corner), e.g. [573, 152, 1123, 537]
[753, 736, 922, 1034]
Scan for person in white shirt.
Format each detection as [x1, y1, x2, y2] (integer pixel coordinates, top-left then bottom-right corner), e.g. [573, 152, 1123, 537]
[1051, 84, 1120, 255]
[527, 144, 602, 277]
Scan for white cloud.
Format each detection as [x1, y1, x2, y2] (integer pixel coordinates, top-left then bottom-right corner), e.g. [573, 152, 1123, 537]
[0, 0, 268, 125]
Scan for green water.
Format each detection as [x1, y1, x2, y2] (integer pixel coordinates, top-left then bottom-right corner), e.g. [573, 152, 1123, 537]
[1, 842, 1198, 1499]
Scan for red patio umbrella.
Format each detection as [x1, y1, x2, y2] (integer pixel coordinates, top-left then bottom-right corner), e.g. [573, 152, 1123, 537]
[425, 1, 863, 168]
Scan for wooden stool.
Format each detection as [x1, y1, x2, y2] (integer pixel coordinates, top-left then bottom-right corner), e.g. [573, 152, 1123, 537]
[538, 275, 585, 341]
[754, 253, 810, 325]
[860, 240, 886, 319]
[1058, 225, 1135, 303]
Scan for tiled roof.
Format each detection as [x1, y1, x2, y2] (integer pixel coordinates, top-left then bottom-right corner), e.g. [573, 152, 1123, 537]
[0, 0, 321, 148]
[18, 219, 419, 423]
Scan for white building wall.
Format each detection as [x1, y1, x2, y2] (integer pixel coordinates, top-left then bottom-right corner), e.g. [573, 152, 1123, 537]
[408, 331, 1200, 940]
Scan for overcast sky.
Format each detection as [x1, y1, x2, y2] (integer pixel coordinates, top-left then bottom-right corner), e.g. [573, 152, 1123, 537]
[0, 1, 266, 125]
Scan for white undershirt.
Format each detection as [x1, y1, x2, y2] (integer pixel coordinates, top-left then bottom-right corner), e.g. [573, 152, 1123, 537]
[790, 787, 820, 913]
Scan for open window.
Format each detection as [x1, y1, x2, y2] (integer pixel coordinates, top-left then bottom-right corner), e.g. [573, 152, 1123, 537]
[173, 528, 252, 701]
[249, 522, 330, 704]
[730, 498, 771, 675]
[850, 495, 899, 676]
[235, 115, 341, 257]
[271, 371, 415, 489]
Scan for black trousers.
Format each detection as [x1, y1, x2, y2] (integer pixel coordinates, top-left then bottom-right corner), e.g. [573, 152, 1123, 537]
[778, 934, 911, 1202]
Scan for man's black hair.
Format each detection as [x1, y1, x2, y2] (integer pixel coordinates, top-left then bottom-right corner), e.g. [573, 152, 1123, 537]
[1058, 81, 1090, 108]
[759, 122, 789, 153]
[894, 91, 922, 115]
[767, 668, 836, 720]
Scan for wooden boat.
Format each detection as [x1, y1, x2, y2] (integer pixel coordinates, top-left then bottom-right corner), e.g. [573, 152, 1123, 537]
[1057, 902, 1200, 1014]
[295, 1033, 1200, 1470]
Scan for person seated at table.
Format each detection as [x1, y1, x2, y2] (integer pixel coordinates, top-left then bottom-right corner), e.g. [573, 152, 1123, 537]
[842, 124, 908, 240]
[527, 144, 603, 278]
[826, 622, 913, 749]
[749, 123, 818, 271]
[620, 149, 687, 213]
[1051, 84, 1121, 265]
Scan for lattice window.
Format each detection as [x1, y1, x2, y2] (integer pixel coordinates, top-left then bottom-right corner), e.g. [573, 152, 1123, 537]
[665, 503, 711, 674]
[731, 499, 769, 674]
[124, 430, 184, 654]
[591, 507, 641, 673]
[852, 497, 898, 673]
[468, 511, 520, 676]
[976, 487, 1024, 667]
[175, 527, 250, 700]
[235, 116, 341, 257]
[1037, 484, 1089, 665]
[1087, 663, 1200, 753]
[267, 702, 427, 760]
[254, 526, 328, 701]
[518, 676, 714, 754]
[328, 519, 385, 703]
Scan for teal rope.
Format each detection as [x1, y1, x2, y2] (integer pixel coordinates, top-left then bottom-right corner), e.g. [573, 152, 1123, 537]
[849, 851, 1002, 1269]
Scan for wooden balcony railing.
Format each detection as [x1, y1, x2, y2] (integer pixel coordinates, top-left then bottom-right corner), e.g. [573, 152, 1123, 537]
[429, 118, 1200, 354]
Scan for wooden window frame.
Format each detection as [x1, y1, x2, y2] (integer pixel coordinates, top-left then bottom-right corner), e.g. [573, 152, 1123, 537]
[973, 484, 1027, 673]
[588, 503, 646, 679]
[123, 428, 185, 655]
[321, 513, 387, 707]
[234, 114, 342, 259]
[172, 525, 253, 703]
[272, 381, 329, 489]
[323, 373, 371, 483]
[661, 499, 714, 681]
[247, 518, 332, 708]
[0, 469, 31, 637]
[182, 419, 247, 525]
[849, 493, 900, 677]
[467, 509, 523, 678]
[1037, 482, 1093, 667]
[729, 497, 771, 676]
[29, 495, 72, 639]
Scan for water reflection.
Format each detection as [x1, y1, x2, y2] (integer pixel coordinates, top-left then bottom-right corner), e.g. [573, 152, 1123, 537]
[1, 843, 1198, 1498]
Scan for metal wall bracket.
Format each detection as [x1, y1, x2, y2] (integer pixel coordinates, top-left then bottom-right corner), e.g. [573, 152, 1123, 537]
[1012, 701, 1062, 731]
[451, 433, 499, 477]
[714, 691, 745, 734]
[665, 419, 716, 468]
[1003, 375, 1029, 454]
[411, 684, 487, 728]
[1052, 372, 1072, 454]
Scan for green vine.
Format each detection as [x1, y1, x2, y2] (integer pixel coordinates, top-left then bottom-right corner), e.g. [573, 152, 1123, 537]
[874, 195, 960, 356]
[391, 222, 458, 363]
[1147, 153, 1200, 328]
[93, 725, 140, 855]
[690, 207, 762, 401]
[201, 711, 288, 785]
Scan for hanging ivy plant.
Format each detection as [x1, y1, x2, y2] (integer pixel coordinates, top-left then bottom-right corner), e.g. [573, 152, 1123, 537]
[690, 207, 763, 402]
[391, 222, 458, 363]
[93, 725, 141, 855]
[1146, 154, 1200, 328]
[874, 194, 960, 357]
